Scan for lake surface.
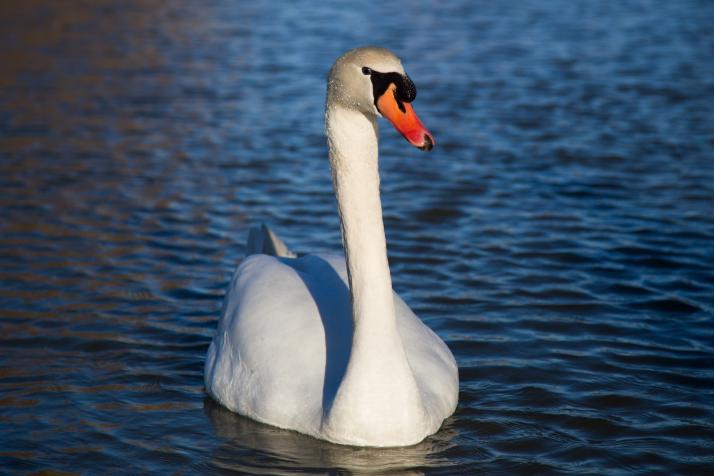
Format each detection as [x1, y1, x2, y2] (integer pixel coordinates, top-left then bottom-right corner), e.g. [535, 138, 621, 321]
[1, 1, 713, 474]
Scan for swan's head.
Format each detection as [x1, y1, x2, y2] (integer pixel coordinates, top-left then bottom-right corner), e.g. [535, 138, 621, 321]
[327, 46, 434, 151]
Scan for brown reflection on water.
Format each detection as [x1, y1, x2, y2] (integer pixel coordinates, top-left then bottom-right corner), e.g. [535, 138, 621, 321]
[0, 0, 243, 312]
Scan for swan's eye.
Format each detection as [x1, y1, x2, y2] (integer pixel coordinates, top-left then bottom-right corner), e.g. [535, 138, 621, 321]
[362, 67, 372, 75]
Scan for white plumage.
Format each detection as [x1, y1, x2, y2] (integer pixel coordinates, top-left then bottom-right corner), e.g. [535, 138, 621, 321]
[205, 47, 458, 447]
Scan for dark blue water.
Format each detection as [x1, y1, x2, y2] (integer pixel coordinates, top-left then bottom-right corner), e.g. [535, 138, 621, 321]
[1, 1, 713, 474]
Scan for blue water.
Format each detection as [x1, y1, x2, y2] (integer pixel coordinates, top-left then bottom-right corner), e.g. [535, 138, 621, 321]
[1, 1, 713, 474]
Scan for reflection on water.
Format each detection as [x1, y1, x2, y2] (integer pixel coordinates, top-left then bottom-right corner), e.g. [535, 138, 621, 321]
[1, 0, 713, 474]
[204, 398, 457, 475]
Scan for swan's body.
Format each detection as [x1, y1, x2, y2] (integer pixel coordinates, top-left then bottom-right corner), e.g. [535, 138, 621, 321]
[205, 47, 458, 447]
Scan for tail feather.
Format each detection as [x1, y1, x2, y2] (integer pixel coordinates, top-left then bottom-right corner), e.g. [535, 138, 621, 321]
[246, 224, 296, 258]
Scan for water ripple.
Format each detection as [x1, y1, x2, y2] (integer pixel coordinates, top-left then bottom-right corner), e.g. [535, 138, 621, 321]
[1, 0, 714, 474]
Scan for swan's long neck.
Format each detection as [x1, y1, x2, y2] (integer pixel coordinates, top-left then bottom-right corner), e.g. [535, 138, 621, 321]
[327, 105, 396, 341]
[322, 102, 425, 445]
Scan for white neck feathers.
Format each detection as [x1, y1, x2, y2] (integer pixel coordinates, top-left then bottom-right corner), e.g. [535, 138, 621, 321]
[322, 103, 426, 445]
[326, 104, 396, 338]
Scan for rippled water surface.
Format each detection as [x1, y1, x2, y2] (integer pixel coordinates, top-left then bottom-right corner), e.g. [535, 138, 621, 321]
[2, 1, 714, 474]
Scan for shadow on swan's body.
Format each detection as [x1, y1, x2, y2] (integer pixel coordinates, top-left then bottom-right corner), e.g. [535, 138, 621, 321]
[205, 47, 459, 447]
[290, 253, 353, 409]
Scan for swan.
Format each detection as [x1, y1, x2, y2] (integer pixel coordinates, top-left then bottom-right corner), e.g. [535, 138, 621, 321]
[205, 46, 458, 447]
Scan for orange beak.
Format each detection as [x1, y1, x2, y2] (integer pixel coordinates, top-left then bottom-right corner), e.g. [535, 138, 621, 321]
[377, 83, 435, 151]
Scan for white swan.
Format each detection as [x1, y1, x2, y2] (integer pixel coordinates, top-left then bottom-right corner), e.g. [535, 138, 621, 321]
[205, 47, 458, 447]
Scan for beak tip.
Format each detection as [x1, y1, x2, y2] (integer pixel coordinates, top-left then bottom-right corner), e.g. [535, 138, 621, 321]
[418, 133, 434, 152]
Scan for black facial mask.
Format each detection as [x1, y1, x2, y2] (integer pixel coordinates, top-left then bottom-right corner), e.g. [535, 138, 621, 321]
[362, 67, 417, 113]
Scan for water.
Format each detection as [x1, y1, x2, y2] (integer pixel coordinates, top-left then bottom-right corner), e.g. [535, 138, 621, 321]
[1, 1, 713, 474]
